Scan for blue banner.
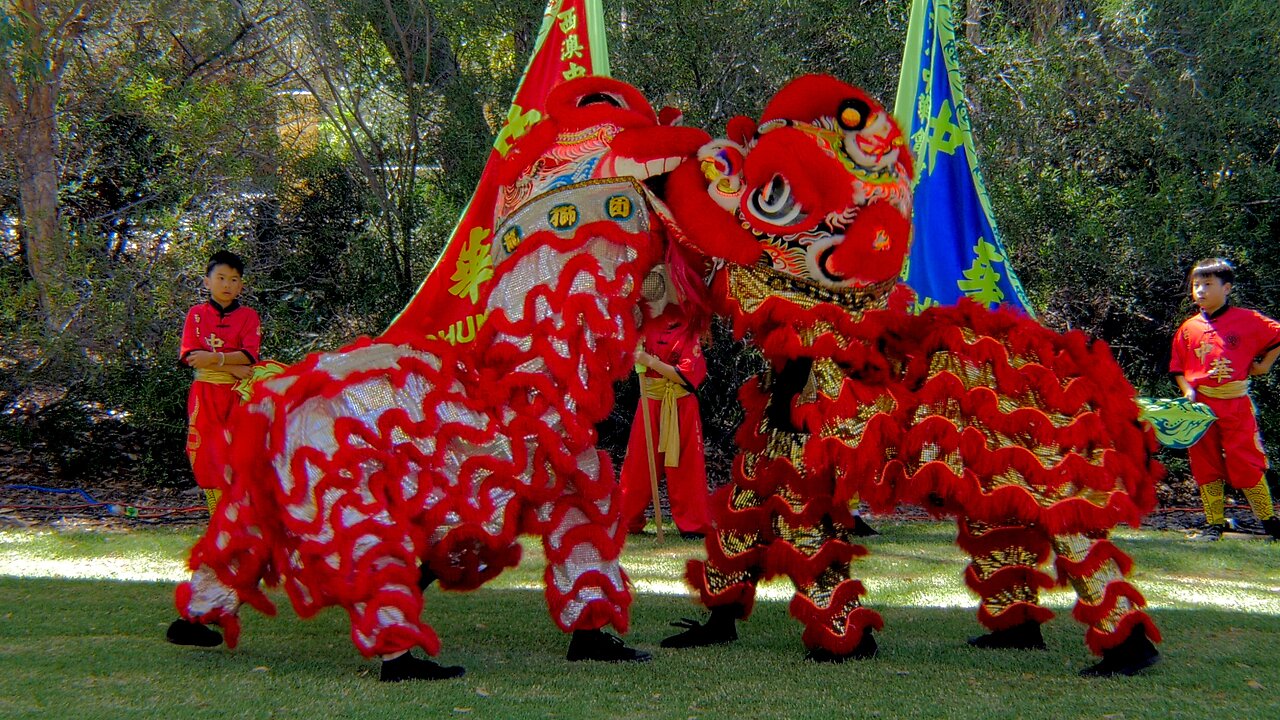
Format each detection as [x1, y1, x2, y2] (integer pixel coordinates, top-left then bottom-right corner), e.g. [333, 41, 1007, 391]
[893, 0, 1032, 314]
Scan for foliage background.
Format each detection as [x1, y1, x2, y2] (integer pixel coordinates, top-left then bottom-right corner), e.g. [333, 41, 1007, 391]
[1, 0, 1277, 500]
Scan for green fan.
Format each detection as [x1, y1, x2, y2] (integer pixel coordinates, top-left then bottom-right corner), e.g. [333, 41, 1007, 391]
[1136, 397, 1217, 449]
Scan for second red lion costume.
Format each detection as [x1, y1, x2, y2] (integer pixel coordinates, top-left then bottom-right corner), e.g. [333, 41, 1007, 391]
[660, 74, 1164, 677]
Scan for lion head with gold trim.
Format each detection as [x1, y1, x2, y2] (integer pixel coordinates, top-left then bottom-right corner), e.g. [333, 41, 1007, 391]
[667, 74, 914, 315]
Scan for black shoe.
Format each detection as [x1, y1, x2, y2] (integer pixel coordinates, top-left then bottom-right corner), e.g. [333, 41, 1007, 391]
[166, 618, 223, 648]
[417, 563, 437, 591]
[379, 652, 466, 682]
[1188, 523, 1226, 542]
[660, 605, 740, 648]
[805, 628, 878, 662]
[566, 629, 652, 662]
[851, 516, 880, 537]
[679, 531, 706, 540]
[967, 620, 1047, 650]
[1079, 625, 1160, 677]
[1262, 516, 1280, 540]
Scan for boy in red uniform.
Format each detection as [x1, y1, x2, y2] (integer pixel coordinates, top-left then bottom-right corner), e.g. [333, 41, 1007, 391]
[180, 251, 261, 508]
[167, 250, 261, 648]
[619, 310, 712, 538]
[1171, 258, 1280, 541]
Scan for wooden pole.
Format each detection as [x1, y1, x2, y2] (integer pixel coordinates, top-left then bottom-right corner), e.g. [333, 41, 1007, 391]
[637, 373, 665, 542]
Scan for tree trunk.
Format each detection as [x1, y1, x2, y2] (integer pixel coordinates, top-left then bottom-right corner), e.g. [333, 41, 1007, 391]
[13, 82, 68, 331]
[965, 0, 985, 46]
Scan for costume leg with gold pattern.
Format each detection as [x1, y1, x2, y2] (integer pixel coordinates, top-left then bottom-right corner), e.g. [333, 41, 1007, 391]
[897, 302, 1162, 672]
[679, 372, 881, 657]
[957, 519, 1055, 646]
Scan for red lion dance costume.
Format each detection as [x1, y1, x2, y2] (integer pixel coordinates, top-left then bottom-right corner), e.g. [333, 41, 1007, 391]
[660, 75, 1164, 676]
[170, 77, 711, 681]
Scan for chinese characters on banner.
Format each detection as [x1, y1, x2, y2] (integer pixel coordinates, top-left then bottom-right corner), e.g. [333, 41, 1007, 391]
[893, 0, 1033, 314]
[381, 0, 610, 345]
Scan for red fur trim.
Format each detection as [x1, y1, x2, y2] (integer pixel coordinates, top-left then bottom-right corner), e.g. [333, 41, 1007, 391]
[1072, 581, 1148, 627]
[220, 614, 241, 649]
[761, 75, 878, 125]
[762, 539, 869, 589]
[726, 115, 757, 145]
[744, 128, 853, 235]
[963, 564, 1056, 598]
[611, 126, 711, 164]
[954, 525, 1052, 562]
[977, 602, 1056, 631]
[826, 201, 912, 286]
[665, 162, 762, 265]
[789, 579, 884, 653]
[685, 560, 758, 618]
[1084, 611, 1162, 656]
[1053, 540, 1134, 585]
[363, 623, 440, 658]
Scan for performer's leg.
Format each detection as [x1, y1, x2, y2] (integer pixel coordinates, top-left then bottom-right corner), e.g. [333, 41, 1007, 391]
[665, 407, 711, 535]
[540, 450, 648, 662]
[1198, 480, 1228, 528]
[772, 483, 880, 660]
[790, 560, 882, 660]
[1052, 533, 1161, 676]
[665, 484, 766, 648]
[1187, 418, 1229, 533]
[957, 518, 1055, 648]
[1219, 399, 1276, 530]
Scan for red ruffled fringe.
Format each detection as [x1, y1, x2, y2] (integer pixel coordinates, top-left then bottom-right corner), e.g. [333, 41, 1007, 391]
[685, 559, 759, 618]
[791, 580, 884, 653]
[180, 223, 661, 655]
[1085, 611, 1162, 656]
[977, 602, 1056, 631]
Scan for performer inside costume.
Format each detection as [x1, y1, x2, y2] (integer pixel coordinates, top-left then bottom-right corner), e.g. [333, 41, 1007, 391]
[619, 249, 713, 538]
[1171, 257, 1280, 541]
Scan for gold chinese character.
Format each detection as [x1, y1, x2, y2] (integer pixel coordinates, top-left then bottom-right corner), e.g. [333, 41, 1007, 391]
[556, 7, 578, 33]
[448, 226, 495, 304]
[562, 62, 587, 81]
[1208, 357, 1234, 382]
[1194, 338, 1215, 362]
[502, 226, 523, 253]
[606, 195, 633, 219]
[957, 237, 1006, 306]
[561, 32, 584, 61]
[549, 204, 579, 229]
[206, 333, 226, 350]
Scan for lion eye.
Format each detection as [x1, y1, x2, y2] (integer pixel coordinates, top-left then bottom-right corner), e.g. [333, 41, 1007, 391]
[746, 174, 806, 227]
[837, 99, 871, 132]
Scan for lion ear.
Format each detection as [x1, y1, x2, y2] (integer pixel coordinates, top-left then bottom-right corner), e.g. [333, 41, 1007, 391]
[726, 115, 757, 145]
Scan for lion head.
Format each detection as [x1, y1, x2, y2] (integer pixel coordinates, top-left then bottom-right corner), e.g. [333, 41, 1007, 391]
[668, 74, 914, 297]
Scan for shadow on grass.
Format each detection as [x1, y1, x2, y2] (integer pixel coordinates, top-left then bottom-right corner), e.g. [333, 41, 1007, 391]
[1, 574, 1277, 720]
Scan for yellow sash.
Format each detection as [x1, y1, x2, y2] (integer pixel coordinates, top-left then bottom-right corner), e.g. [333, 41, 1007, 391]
[194, 368, 238, 385]
[1197, 380, 1249, 400]
[641, 376, 691, 467]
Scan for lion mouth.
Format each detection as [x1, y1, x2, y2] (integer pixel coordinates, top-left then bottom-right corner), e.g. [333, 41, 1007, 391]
[609, 155, 688, 181]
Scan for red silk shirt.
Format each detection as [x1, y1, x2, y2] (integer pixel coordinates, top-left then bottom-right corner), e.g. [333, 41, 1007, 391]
[1170, 305, 1280, 389]
[180, 300, 262, 366]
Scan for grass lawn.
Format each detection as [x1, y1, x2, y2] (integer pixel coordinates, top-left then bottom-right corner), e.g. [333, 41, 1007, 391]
[1, 522, 1277, 719]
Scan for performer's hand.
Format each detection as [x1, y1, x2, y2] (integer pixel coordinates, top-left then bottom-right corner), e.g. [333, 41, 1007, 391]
[226, 365, 253, 380]
[1183, 388, 1197, 403]
[186, 350, 217, 369]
